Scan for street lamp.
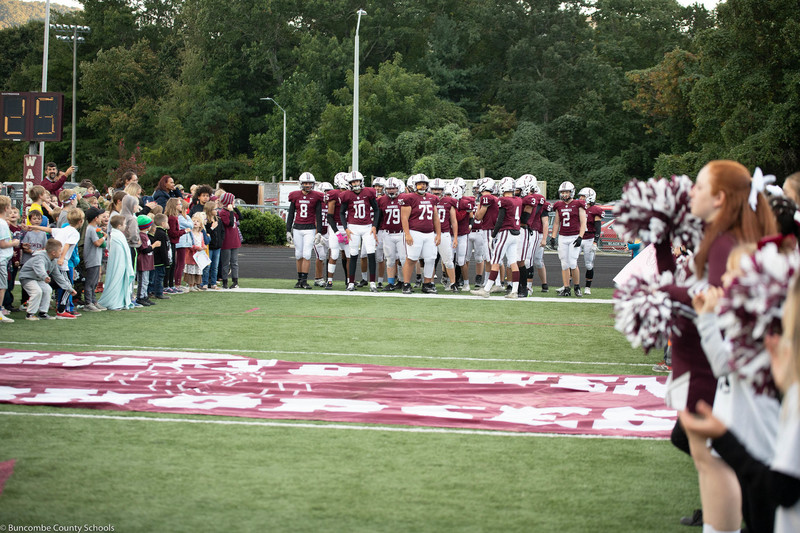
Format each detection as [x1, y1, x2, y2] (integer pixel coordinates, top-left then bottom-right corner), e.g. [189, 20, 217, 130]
[352, 8, 366, 173]
[38, 0, 52, 158]
[261, 97, 286, 182]
[52, 23, 91, 177]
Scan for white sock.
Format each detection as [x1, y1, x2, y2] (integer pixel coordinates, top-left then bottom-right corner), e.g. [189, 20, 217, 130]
[702, 525, 740, 533]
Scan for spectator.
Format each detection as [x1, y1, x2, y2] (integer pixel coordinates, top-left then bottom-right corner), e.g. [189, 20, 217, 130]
[42, 162, 75, 200]
[153, 175, 183, 209]
[97, 215, 135, 311]
[218, 192, 241, 289]
[82, 207, 107, 312]
[18, 239, 74, 321]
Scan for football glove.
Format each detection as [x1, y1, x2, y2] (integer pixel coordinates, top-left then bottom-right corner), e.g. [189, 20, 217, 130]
[549, 237, 556, 248]
[314, 233, 323, 245]
[573, 236, 582, 248]
[285, 231, 293, 244]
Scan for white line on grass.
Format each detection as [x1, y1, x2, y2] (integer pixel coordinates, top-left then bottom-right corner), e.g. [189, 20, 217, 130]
[223, 287, 614, 303]
[0, 341, 654, 367]
[0, 410, 665, 440]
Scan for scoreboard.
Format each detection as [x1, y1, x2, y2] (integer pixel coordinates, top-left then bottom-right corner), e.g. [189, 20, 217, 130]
[0, 92, 64, 142]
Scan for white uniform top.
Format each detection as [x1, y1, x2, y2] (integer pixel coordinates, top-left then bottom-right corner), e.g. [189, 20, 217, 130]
[774, 383, 800, 533]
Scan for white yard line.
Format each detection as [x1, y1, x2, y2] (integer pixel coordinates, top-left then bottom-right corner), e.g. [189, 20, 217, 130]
[0, 341, 654, 367]
[0, 410, 664, 440]
[221, 287, 614, 303]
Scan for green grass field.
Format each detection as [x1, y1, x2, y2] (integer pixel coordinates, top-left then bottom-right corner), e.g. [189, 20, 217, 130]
[0, 279, 697, 532]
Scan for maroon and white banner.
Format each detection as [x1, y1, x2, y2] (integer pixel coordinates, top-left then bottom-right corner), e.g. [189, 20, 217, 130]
[0, 350, 675, 438]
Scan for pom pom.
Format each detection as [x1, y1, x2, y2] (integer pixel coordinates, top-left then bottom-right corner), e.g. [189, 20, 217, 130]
[717, 243, 800, 396]
[613, 270, 682, 354]
[613, 175, 704, 250]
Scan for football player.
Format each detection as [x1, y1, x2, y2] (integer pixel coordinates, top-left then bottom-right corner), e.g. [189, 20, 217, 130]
[515, 175, 535, 297]
[286, 172, 325, 289]
[434, 181, 459, 291]
[471, 177, 522, 298]
[528, 180, 551, 293]
[324, 172, 352, 289]
[549, 181, 586, 297]
[399, 174, 441, 294]
[313, 181, 333, 286]
[451, 181, 473, 290]
[376, 177, 406, 290]
[339, 171, 379, 292]
[372, 176, 388, 287]
[473, 178, 500, 292]
[578, 187, 604, 295]
[464, 178, 485, 291]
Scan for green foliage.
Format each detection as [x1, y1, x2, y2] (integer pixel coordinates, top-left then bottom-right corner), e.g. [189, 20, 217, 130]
[239, 208, 286, 245]
[0, 0, 76, 29]
[1, 0, 796, 201]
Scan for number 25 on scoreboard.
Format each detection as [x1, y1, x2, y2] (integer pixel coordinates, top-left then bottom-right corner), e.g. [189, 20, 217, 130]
[0, 92, 64, 142]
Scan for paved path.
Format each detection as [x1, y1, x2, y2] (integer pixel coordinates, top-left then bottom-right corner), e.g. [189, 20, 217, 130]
[237, 245, 631, 288]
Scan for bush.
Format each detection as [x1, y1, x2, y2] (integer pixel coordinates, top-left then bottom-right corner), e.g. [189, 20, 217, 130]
[239, 208, 287, 245]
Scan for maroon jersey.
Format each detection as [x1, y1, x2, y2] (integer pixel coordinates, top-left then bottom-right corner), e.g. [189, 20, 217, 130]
[288, 190, 324, 226]
[457, 197, 474, 237]
[584, 204, 605, 239]
[436, 196, 457, 234]
[527, 194, 551, 233]
[476, 194, 499, 230]
[320, 194, 329, 230]
[325, 189, 344, 225]
[398, 192, 438, 233]
[377, 195, 403, 233]
[339, 187, 377, 226]
[497, 196, 522, 232]
[553, 199, 586, 237]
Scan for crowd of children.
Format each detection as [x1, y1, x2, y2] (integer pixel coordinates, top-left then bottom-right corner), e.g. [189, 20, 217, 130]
[0, 167, 242, 322]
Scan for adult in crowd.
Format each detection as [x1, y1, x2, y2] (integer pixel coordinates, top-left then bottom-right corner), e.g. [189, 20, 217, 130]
[218, 192, 242, 289]
[153, 175, 184, 209]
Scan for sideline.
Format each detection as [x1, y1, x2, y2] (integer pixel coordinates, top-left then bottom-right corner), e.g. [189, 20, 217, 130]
[0, 341, 654, 367]
[0, 410, 665, 441]
[222, 287, 614, 303]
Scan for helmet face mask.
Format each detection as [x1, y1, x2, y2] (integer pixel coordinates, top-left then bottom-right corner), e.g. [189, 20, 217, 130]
[299, 171, 316, 192]
[578, 187, 596, 205]
[350, 179, 363, 193]
[558, 181, 575, 201]
[414, 174, 429, 194]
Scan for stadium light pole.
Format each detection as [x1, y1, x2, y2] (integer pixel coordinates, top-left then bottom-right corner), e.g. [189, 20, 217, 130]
[53, 24, 91, 176]
[260, 97, 286, 182]
[38, 0, 52, 158]
[352, 8, 366, 174]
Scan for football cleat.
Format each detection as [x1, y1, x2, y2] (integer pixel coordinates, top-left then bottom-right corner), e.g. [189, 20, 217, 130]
[294, 280, 303, 288]
[541, 285, 549, 293]
[470, 287, 490, 298]
[584, 287, 592, 295]
[504, 292, 518, 299]
[301, 281, 313, 290]
[422, 283, 437, 294]
[325, 281, 334, 290]
[556, 287, 571, 297]
[383, 283, 396, 292]
[490, 284, 505, 294]
[357, 279, 368, 288]
[402, 283, 412, 294]
[370, 283, 378, 293]
[574, 287, 583, 297]
[314, 279, 326, 287]
[347, 283, 356, 291]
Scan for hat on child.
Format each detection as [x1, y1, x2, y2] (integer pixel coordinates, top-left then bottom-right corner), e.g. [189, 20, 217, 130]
[85, 207, 104, 223]
[220, 192, 235, 207]
[137, 215, 153, 231]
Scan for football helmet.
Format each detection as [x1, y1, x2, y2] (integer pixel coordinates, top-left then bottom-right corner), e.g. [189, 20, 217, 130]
[452, 177, 466, 191]
[407, 175, 416, 191]
[317, 181, 333, 193]
[578, 187, 596, 205]
[414, 173, 430, 194]
[334, 172, 349, 190]
[430, 178, 445, 196]
[479, 178, 495, 194]
[299, 171, 315, 192]
[531, 181, 541, 195]
[472, 179, 482, 196]
[499, 177, 515, 194]
[385, 177, 402, 198]
[373, 177, 386, 195]
[348, 171, 364, 193]
[558, 181, 575, 201]
[450, 184, 464, 200]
